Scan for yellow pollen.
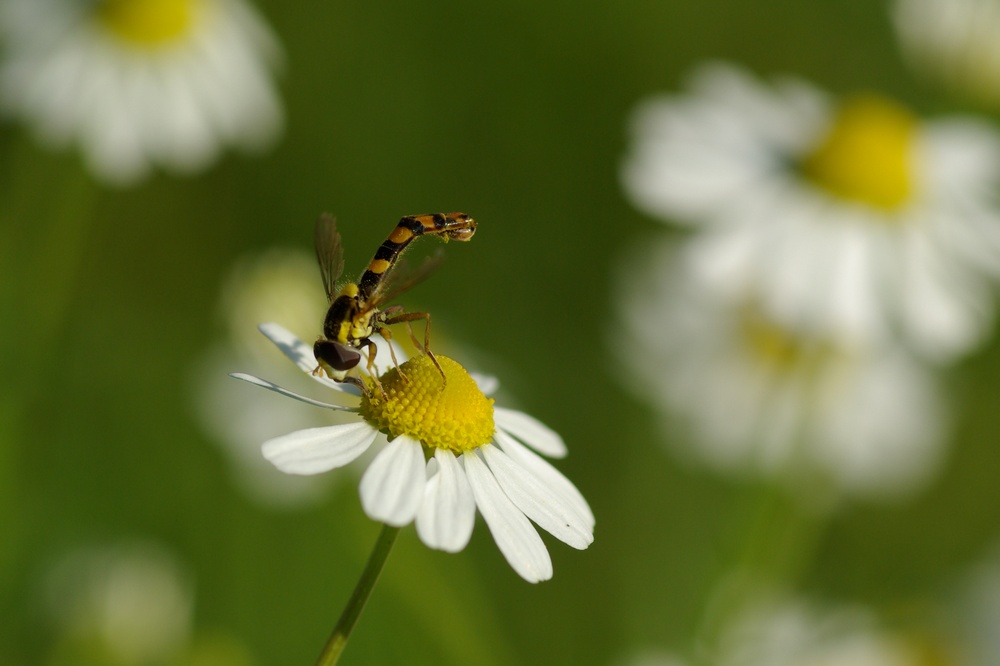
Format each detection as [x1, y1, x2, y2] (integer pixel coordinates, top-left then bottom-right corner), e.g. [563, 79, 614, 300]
[360, 355, 495, 453]
[97, 0, 197, 47]
[800, 95, 917, 212]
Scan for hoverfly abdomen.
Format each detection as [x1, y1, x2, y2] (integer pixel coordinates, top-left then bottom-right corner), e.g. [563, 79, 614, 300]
[357, 213, 476, 300]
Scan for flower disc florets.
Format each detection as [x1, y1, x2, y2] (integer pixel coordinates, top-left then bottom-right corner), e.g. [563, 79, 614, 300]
[360, 355, 495, 453]
[98, 0, 195, 46]
[800, 95, 916, 211]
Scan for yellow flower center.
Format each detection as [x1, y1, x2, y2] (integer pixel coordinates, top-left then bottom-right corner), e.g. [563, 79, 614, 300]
[360, 355, 495, 453]
[740, 306, 839, 375]
[97, 0, 197, 47]
[800, 95, 917, 211]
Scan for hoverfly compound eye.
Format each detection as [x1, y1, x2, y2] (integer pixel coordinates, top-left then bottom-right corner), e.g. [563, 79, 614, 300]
[314, 340, 362, 372]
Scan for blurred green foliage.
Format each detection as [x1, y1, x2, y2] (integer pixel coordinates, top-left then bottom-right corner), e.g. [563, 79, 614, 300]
[3, 1, 1000, 664]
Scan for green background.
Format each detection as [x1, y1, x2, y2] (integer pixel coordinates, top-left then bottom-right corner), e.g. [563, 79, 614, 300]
[4, 1, 1000, 664]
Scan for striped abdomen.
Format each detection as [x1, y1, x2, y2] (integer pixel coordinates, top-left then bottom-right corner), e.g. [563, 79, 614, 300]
[357, 213, 476, 300]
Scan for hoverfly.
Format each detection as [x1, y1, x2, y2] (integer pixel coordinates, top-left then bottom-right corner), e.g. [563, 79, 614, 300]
[312, 213, 477, 395]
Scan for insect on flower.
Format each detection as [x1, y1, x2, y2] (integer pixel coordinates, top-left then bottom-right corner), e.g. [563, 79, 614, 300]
[312, 213, 477, 395]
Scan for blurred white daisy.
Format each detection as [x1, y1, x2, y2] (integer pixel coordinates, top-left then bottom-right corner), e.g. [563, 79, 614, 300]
[706, 596, 929, 666]
[894, 0, 1000, 109]
[955, 540, 1000, 666]
[615, 238, 945, 500]
[621, 595, 950, 666]
[194, 249, 351, 509]
[622, 62, 1000, 361]
[42, 541, 254, 666]
[231, 322, 594, 583]
[0, 0, 284, 184]
[43, 542, 194, 665]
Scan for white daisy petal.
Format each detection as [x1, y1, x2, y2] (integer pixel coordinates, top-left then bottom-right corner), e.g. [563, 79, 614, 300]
[359, 435, 426, 527]
[257, 323, 346, 390]
[416, 450, 476, 553]
[228, 373, 355, 411]
[479, 443, 593, 550]
[894, 0, 1000, 110]
[262, 421, 376, 475]
[493, 407, 567, 458]
[493, 429, 595, 529]
[256, 321, 315, 372]
[470, 373, 499, 396]
[464, 450, 552, 583]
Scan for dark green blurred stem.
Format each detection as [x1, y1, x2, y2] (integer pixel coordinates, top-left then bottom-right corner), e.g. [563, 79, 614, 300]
[694, 479, 829, 661]
[0, 139, 98, 389]
[735, 482, 827, 583]
[316, 523, 400, 666]
[0, 138, 98, 595]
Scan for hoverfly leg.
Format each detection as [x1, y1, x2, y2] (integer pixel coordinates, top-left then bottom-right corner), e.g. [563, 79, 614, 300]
[376, 327, 408, 383]
[402, 320, 422, 352]
[381, 304, 405, 317]
[383, 310, 445, 385]
[358, 338, 388, 400]
[342, 375, 373, 398]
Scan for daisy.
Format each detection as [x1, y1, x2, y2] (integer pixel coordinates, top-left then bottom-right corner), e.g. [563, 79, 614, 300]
[894, 0, 1000, 109]
[231, 322, 594, 583]
[43, 542, 194, 665]
[622, 595, 944, 666]
[43, 542, 254, 665]
[706, 596, 926, 666]
[0, 0, 284, 184]
[194, 249, 354, 508]
[614, 238, 945, 500]
[621, 62, 1000, 361]
[956, 541, 1000, 665]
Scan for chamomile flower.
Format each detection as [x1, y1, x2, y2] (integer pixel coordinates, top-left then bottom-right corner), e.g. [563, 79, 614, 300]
[42, 542, 253, 666]
[894, 0, 1000, 109]
[622, 62, 1000, 360]
[0, 0, 284, 184]
[43, 542, 194, 665]
[615, 239, 945, 500]
[231, 323, 594, 583]
[707, 597, 929, 666]
[956, 541, 1000, 665]
[194, 249, 351, 508]
[622, 596, 949, 666]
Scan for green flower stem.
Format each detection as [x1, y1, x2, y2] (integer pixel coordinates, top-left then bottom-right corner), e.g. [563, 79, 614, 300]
[694, 479, 829, 659]
[315, 523, 400, 666]
[0, 137, 97, 609]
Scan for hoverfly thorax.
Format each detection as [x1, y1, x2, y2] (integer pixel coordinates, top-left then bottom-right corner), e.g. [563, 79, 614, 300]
[322, 287, 366, 345]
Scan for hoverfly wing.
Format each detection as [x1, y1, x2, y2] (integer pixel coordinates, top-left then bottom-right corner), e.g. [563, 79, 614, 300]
[315, 214, 345, 303]
[361, 249, 445, 314]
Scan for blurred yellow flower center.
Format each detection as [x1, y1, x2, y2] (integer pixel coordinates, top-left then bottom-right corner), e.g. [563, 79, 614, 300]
[360, 355, 495, 453]
[97, 0, 196, 46]
[800, 95, 916, 211]
[740, 307, 837, 374]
